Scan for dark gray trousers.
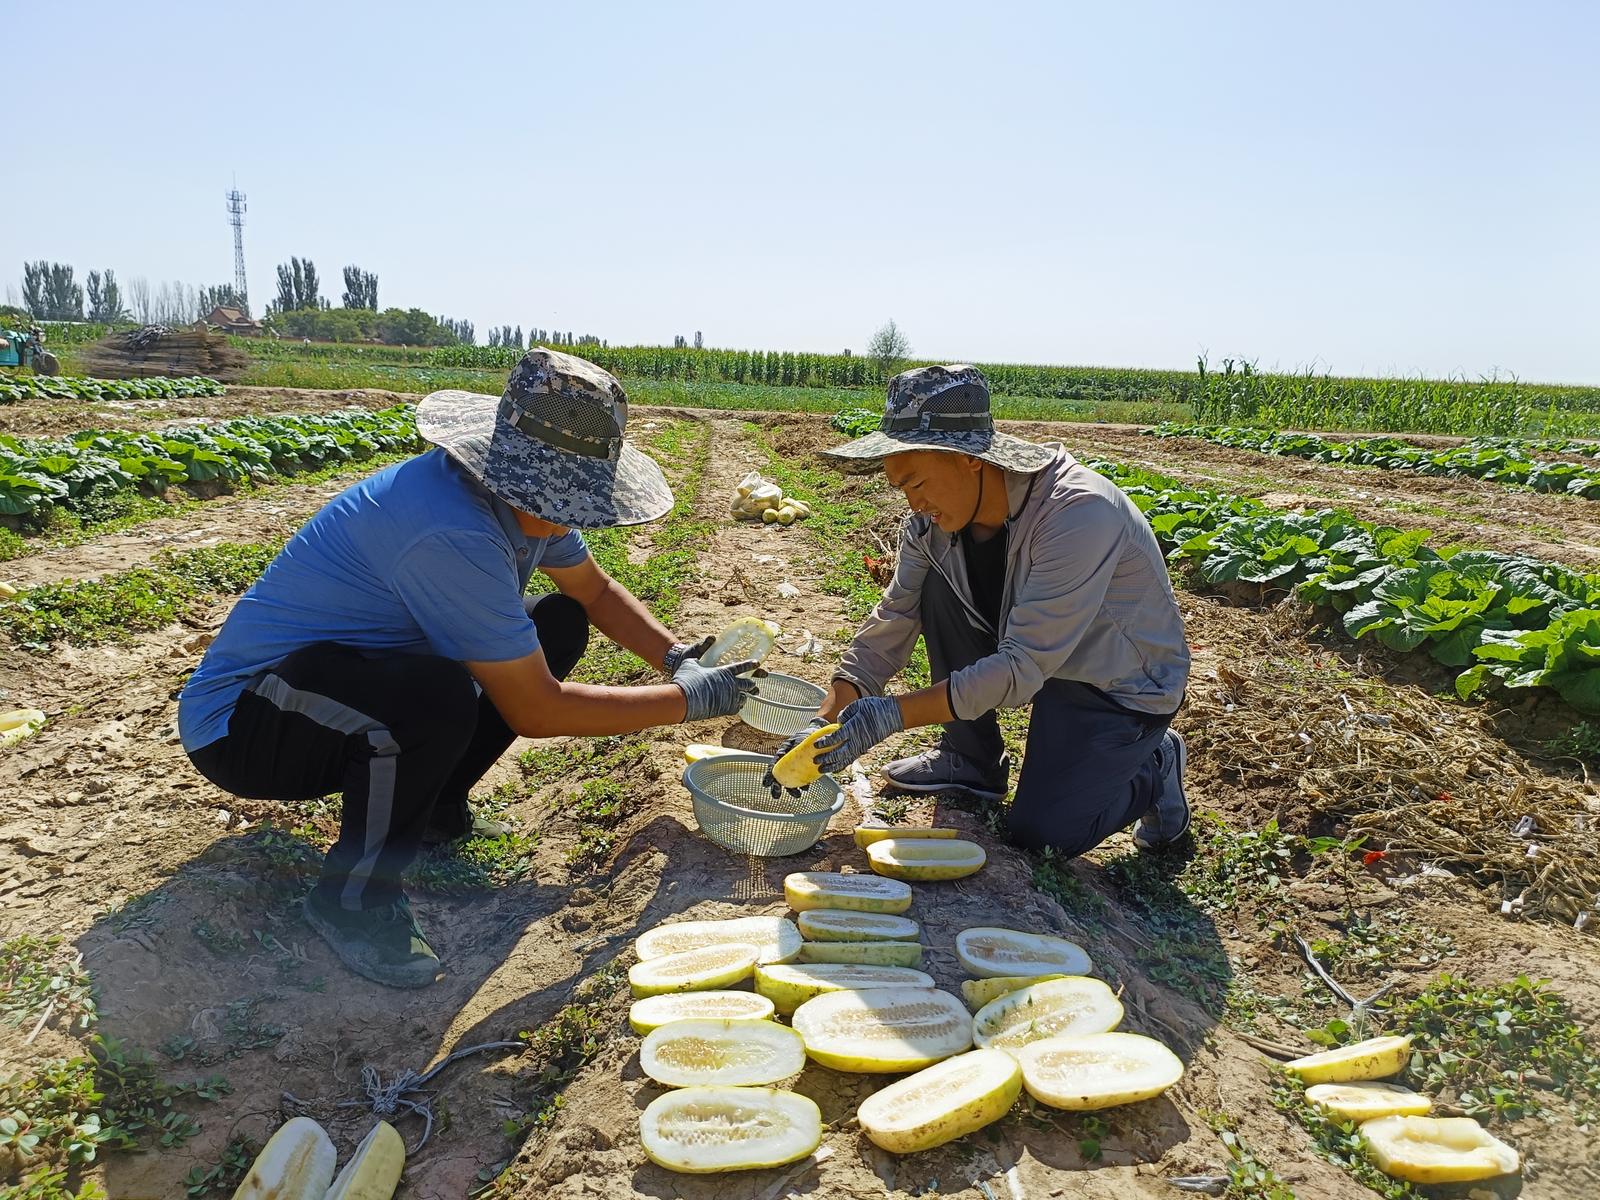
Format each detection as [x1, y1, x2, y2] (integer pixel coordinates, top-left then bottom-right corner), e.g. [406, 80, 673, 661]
[922, 568, 1172, 857]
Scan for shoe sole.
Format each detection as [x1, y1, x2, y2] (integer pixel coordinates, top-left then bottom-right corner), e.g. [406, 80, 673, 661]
[878, 768, 1006, 803]
[303, 897, 443, 989]
[1134, 731, 1190, 851]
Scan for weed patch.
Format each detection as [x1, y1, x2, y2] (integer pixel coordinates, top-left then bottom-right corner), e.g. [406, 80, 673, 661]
[1, 936, 97, 1036]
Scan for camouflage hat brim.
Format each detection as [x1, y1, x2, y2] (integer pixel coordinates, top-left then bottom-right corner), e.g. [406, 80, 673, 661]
[822, 427, 1056, 474]
[417, 389, 673, 529]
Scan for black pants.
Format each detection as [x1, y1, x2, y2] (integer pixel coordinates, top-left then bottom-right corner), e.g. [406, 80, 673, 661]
[189, 594, 589, 910]
[922, 570, 1172, 858]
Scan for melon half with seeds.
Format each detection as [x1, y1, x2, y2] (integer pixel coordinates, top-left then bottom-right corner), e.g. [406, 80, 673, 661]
[955, 927, 1092, 978]
[972, 977, 1123, 1053]
[866, 838, 986, 881]
[634, 915, 801, 965]
[640, 1086, 822, 1174]
[784, 871, 913, 914]
[1306, 1082, 1431, 1122]
[792, 986, 973, 1072]
[796, 909, 921, 942]
[1359, 1116, 1519, 1184]
[628, 990, 776, 1035]
[1016, 1032, 1184, 1110]
[754, 963, 936, 1015]
[640, 1019, 807, 1088]
[701, 617, 780, 668]
[628, 942, 759, 998]
[1285, 1035, 1412, 1084]
[854, 826, 959, 848]
[857, 1048, 1023, 1154]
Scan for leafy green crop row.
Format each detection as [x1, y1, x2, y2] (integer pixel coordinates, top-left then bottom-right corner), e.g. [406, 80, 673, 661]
[1151, 423, 1600, 498]
[1100, 460, 1600, 712]
[0, 406, 420, 519]
[0, 375, 224, 405]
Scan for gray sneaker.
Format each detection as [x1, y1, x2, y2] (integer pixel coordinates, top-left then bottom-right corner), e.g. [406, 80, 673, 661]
[303, 889, 444, 988]
[880, 747, 1009, 801]
[422, 804, 512, 845]
[1134, 729, 1190, 850]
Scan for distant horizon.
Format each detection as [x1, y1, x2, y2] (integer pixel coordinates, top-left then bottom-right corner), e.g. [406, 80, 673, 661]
[4, 2, 1595, 385]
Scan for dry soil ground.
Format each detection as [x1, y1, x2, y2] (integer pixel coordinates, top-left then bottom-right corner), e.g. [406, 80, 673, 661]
[2, 391, 1597, 1200]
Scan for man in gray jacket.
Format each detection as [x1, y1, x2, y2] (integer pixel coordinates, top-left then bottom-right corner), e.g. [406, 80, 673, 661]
[768, 364, 1191, 857]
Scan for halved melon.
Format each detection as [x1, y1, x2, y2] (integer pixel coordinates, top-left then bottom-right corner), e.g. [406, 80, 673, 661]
[972, 977, 1123, 1053]
[628, 990, 776, 1035]
[854, 826, 959, 849]
[797, 909, 920, 942]
[640, 1086, 821, 1173]
[1306, 1082, 1431, 1122]
[857, 1048, 1022, 1154]
[701, 617, 780, 668]
[866, 838, 986, 882]
[684, 743, 740, 764]
[771, 724, 841, 788]
[629, 942, 759, 998]
[754, 963, 936, 1015]
[1016, 1032, 1184, 1110]
[635, 915, 801, 965]
[640, 1019, 806, 1088]
[1359, 1116, 1519, 1183]
[955, 927, 1092, 978]
[324, 1120, 404, 1200]
[792, 986, 972, 1072]
[784, 872, 913, 914]
[797, 941, 923, 969]
[1285, 1035, 1412, 1084]
[960, 974, 1069, 1012]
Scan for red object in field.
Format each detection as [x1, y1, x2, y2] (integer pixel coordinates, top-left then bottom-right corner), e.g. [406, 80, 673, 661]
[1362, 850, 1387, 867]
[864, 554, 892, 587]
[1436, 791, 1454, 803]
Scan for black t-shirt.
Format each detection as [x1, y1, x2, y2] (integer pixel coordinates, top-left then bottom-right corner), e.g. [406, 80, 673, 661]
[961, 525, 1008, 630]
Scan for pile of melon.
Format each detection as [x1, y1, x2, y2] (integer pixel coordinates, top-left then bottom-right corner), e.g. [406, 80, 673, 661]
[729, 472, 812, 526]
[622, 851, 1187, 1174]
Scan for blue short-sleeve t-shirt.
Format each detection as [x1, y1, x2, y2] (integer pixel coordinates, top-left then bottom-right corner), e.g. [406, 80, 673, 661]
[177, 448, 588, 751]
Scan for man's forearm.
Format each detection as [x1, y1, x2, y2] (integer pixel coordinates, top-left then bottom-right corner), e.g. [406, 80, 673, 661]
[528, 681, 687, 737]
[586, 577, 675, 670]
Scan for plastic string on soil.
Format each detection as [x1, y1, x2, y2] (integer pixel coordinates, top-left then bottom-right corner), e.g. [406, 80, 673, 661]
[1188, 604, 1600, 929]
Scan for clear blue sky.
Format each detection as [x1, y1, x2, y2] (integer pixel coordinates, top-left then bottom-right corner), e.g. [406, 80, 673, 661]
[6, 1, 1597, 382]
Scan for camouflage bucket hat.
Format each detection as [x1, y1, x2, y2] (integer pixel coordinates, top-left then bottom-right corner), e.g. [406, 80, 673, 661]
[417, 348, 673, 530]
[822, 364, 1055, 473]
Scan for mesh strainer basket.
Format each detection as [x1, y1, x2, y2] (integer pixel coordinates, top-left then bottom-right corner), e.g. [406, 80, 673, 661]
[682, 753, 843, 857]
[740, 672, 827, 736]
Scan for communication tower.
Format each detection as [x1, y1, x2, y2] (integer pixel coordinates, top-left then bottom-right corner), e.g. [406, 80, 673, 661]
[226, 187, 248, 308]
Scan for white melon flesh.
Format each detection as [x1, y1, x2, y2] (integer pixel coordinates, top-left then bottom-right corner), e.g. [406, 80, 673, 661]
[1285, 1035, 1413, 1084]
[784, 871, 913, 914]
[230, 1116, 335, 1200]
[792, 986, 972, 1072]
[684, 743, 740, 764]
[866, 838, 986, 882]
[640, 1019, 806, 1088]
[640, 1086, 821, 1174]
[854, 826, 959, 848]
[628, 991, 776, 1035]
[797, 909, 920, 942]
[797, 941, 923, 969]
[629, 942, 759, 998]
[1359, 1116, 1520, 1184]
[754, 963, 936, 1015]
[701, 618, 779, 668]
[857, 1048, 1023, 1153]
[956, 927, 1092, 978]
[960, 975, 1069, 1012]
[635, 916, 801, 965]
[1306, 1082, 1431, 1122]
[1017, 1032, 1184, 1110]
[972, 977, 1123, 1053]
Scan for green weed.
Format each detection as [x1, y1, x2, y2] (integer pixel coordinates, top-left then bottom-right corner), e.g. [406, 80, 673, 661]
[0, 936, 97, 1035]
[182, 1135, 258, 1198]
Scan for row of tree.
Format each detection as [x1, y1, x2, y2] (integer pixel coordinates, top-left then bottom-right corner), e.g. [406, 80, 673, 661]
[485, 327, 602, 349]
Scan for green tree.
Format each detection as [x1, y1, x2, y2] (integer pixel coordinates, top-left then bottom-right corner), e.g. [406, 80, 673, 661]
[276, 307, 376, 342]
[273, 257, 322, 312]
[22, 260, 84, 320]
[373, 307, 455, 346]
[341, 265, 378, 310]
[197, 284, 249, 318]
[85, 269, 128, 322]
[867, 319, 911, 380]
[439, 316, 474, 344]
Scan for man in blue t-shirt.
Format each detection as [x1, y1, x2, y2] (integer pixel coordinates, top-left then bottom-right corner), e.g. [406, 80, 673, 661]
[179, 350, 757, 988]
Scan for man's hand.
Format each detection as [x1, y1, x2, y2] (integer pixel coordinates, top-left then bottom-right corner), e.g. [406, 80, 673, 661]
[672, 657, 759, 723]
[662, 634, 715, 677]
[763, 716, 830, 798]
[813, 696, 904, 774]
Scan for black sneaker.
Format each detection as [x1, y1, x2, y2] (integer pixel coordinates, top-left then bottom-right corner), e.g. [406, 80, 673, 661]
[302, 889, 443, 988]
[1134, 729, 1191, 850]
[879, 747, 1009, 802]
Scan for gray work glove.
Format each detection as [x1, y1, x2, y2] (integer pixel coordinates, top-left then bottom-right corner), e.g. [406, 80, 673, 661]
[673, 657, 760, 723]
[663, 634, 715, 677]
[813, 696, 904, 773]
[763, 716, 830, 798]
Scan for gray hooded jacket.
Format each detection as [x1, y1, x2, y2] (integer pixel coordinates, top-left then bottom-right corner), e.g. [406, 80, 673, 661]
[836, 447, 1189, 719]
